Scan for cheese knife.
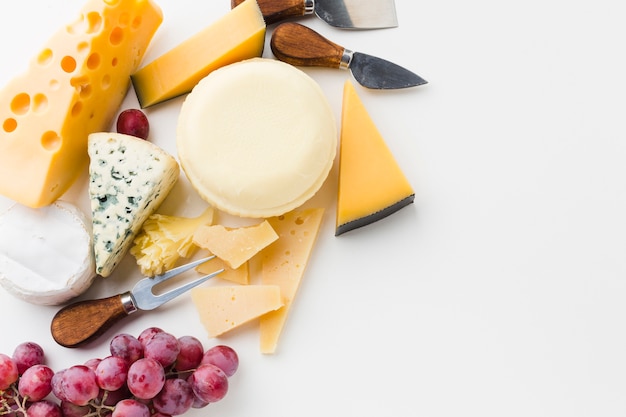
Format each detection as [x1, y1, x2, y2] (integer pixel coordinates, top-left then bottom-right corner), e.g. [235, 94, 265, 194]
[231, 0, 398, 29]
[270, 22, 427, 89]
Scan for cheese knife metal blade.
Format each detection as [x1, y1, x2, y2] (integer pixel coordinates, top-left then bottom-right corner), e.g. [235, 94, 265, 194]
[231, 0, 398, 29]
[270, 23, 427, 89]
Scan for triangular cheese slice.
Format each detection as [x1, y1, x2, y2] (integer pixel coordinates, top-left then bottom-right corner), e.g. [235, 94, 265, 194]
[192, 220, 278, 269]
[88, 132, 179, 277]
[191, 285, 283, 338]
[336, 81, 415, 235]
[259, 208, 325, 354]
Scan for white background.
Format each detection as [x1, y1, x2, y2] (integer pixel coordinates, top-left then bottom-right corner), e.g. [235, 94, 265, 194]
[1, 1, 626, 416]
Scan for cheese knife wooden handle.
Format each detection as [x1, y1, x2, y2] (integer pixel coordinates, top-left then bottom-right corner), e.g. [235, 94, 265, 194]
[231, 0, 310, 25]
[270, 22, 346, 69]
[50, 294, 132, 348]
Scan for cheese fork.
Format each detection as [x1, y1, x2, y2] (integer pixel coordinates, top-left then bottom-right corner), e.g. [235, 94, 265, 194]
[50, 256, 223, 348]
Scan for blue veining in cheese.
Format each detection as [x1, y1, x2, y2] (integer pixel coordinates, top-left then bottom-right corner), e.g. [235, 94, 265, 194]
[88, 132, 179, 277]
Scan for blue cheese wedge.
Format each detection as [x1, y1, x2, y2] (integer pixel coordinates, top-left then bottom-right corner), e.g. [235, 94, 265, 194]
[88, 132, 179, 277]
[0, 201, 95, 305]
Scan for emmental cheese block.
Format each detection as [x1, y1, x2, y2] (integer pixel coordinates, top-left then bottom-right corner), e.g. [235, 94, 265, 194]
[259, 208, 324, 354]
[130, 0, 266, 107]
[192, 220, 279, 269]
[0, 0, 162, 208]
[88, 132, 179, 277]
[191, 285, 283, 338]
[336, 81, 415, 235]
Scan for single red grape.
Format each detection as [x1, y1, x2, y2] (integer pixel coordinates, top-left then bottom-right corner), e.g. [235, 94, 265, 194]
[116, 109, 149, 139]
[200, 345, 239, 377]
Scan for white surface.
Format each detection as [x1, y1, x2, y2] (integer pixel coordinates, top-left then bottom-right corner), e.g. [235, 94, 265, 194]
[1, 1, 625, 416]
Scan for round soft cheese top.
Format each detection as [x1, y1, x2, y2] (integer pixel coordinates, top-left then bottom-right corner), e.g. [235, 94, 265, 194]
[177, 58, 337, 218]
[0, 201, 95, 305]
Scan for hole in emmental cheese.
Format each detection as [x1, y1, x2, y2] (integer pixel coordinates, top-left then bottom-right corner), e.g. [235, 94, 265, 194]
[32, 94, 48, 113]
[68, 11, 103, 35]
[10, 93, 30, 115]
[71, 76, 92, 98]
[41, 131, 62, 151]
[71, 102, 83, 117]
[3, 118, 17, 133]
[61, 56, 77, 73]
[110, 27, 124, 45]
[102, 74, 111, 89]
[87, 52, 101, 70]
[78, 42, 89, 54]
[131, 16, 142, 29]
[37, 49, 53, 66]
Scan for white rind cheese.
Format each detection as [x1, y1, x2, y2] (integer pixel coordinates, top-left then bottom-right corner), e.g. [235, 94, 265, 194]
[0, 201, 95, 305]
[88, 132, 179, 277]
[177, 58, 337, 218]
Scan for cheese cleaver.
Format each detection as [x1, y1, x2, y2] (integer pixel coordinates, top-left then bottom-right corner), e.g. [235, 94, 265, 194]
[231, 0, 398, 29]
[270, 23, 427, 89]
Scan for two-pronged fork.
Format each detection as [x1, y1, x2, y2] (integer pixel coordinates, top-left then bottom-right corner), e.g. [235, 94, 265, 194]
[50, 256, 222, 348]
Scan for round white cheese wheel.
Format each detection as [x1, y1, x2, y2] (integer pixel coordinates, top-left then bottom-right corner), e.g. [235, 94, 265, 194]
[177, 58, 337, 218]
[0, 201, 96, 305]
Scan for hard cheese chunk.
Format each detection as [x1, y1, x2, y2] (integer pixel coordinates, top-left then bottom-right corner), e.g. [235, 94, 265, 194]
[131, 0, 266, 107]
[191, 285, 283, 338]
[192, 220, 278, 269]
[259, 208, 324, 354]
[88, 132, 179, 277]
[0, 0, 162, 208]
[336, 81, 415, 235]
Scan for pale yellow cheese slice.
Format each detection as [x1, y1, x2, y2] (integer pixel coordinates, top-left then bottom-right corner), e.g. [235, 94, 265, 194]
[131, 0, 265, 107]
[336, 80, 415, 235]
[191, 285, 283, 338]
[196, 256, 249, 285]
[177, 58, 337, 218]
[259, 208, 325, 354]
[192, 220, 278, 269]
[0, 0, 162, 208]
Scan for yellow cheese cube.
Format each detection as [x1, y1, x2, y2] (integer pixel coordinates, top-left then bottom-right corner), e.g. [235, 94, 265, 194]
[336, 81, 415, 235]
[0, 0, 163, 208]
[192, 220, 278, 269]
[259, 208, 325, 354]
[130, 0, 266, 107]
[191, 285, 283, 338]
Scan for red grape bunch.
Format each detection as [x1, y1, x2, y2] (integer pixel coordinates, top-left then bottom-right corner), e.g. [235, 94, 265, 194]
[0, 327, 238, 416]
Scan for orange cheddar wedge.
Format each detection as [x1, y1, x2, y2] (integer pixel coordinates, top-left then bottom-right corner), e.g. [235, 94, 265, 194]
[336, 81, 415, 235]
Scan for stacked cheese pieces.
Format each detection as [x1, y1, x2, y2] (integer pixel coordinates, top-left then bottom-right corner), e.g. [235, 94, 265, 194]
[191, 208, 325, 354]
